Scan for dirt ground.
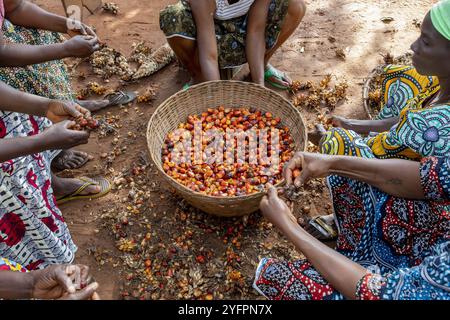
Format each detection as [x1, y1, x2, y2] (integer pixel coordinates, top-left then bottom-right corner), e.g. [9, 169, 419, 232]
[33, 0, 435, 300]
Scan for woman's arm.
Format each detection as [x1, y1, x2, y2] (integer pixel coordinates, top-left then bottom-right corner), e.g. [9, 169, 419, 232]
[285, 152, 424, 200]
[0, 121, 90, 162]
[4, 0, 68, 33]
[0, 30, 99, 67]
[332, 116, 400, 135]
[0, 269, 34, 299]
[246, 0, 271, 86]
[0, 80, 90, 124]
[0, 80, 50, 116]
[0, 135, 49, 163]
[0, 0, 100, 67]
[260, 187, 368, 300]
[190, 0, 220, 82]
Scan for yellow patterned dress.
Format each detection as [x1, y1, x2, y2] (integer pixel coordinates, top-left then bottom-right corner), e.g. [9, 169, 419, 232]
[321, 65, 447, 160]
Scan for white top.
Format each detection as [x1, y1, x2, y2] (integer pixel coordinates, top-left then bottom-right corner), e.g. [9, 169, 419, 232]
[214, 0, 255, 20]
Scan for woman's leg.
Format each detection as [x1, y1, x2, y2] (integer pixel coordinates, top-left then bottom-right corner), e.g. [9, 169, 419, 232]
[264, 0, 306, 65]
[167, 37, 202, 84]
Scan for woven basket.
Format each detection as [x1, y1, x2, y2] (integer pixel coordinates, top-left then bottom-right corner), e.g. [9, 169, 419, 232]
[147, 80, 308, 217]
[362, 68, 384, 120]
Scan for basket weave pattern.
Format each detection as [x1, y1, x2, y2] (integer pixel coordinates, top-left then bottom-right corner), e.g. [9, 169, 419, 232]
[147, 81, 308, 217]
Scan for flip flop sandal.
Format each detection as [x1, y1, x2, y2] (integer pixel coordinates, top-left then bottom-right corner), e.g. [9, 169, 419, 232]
[264, 65, 290, 90]
[56, 176, 111, 206]
[52, 150, 90, 171]
[104, 91, 137, 107]
[305, 216, 338, 241]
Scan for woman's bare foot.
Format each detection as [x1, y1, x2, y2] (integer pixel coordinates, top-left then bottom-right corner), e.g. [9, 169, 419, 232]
[52, 150, 93, 171]
[331, 115, 352, 129]
[309, 124, 327, 146]
[77, 100, 110, 112]
[52, 174, 101, 198]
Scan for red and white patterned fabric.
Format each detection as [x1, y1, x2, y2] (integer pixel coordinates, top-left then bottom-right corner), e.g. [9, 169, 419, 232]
[0, 19, 77, 270]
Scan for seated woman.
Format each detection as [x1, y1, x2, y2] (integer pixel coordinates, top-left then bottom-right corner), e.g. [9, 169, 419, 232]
[0, 258, 100, 300]
[0, 80, 109, 270]
[254, 152, 449, 300]
[0, 0, 135, 171]
[160, 0, 306, 89]
[306, 0, 450, 239]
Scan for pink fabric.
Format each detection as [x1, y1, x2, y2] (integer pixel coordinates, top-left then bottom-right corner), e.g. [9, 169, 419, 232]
[0, 0, 4, 27]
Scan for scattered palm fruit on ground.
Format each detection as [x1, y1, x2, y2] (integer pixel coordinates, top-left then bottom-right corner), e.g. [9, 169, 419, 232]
[137, 87, 157, 104]
[129, 42, 153, 65]
[290, 75, 348, 110]
[90, 45, 134, 80]
[282, 185, 307, 202]
[102, 2, 119, 15]
[77, 82, 112, 99]
[70, 114, 100, 131]
[335, 48, 346, 60]
[162, 106, 295, 197]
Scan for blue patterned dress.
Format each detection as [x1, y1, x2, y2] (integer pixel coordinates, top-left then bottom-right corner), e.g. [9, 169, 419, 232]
[254, 156, 450, 300]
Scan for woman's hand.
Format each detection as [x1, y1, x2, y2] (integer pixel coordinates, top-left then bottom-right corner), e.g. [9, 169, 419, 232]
[46, 100, 90, 123]
[63, 35, 100, 58]
[39, 120, 90, 150]
[284, 152, 333, 187]
[66, 20, 97, 38]
[260, 185, 298, 231]
[31, 264, 99, 300]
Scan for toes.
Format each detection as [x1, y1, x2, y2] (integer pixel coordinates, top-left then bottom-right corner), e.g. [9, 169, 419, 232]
[269, 76, 289, 87]
[283, 74, 292, 85]
[72, 155, 87, 165]
[84, 184, 101, 195]
[66, 161, 78, 169]
[73, 150, 89, 158]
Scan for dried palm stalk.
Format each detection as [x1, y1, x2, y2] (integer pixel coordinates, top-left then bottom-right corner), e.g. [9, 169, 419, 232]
[132, 44, 176, 80]
[129, 41, 153, 65]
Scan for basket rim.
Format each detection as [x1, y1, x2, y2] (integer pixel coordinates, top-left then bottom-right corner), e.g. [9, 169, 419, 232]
[147, 80, 308, 201]
[362, 68, 380, 120]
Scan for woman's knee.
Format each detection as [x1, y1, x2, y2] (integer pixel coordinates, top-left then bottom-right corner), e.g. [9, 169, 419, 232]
[288, 0, 307, 23]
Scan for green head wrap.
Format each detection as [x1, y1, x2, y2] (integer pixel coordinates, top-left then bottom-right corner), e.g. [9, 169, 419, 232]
[431, 0, 450, 41]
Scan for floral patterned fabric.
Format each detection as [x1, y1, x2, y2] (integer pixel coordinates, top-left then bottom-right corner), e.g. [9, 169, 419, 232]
[0, 20, 77, 270]
[160, 0, 289, 68]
